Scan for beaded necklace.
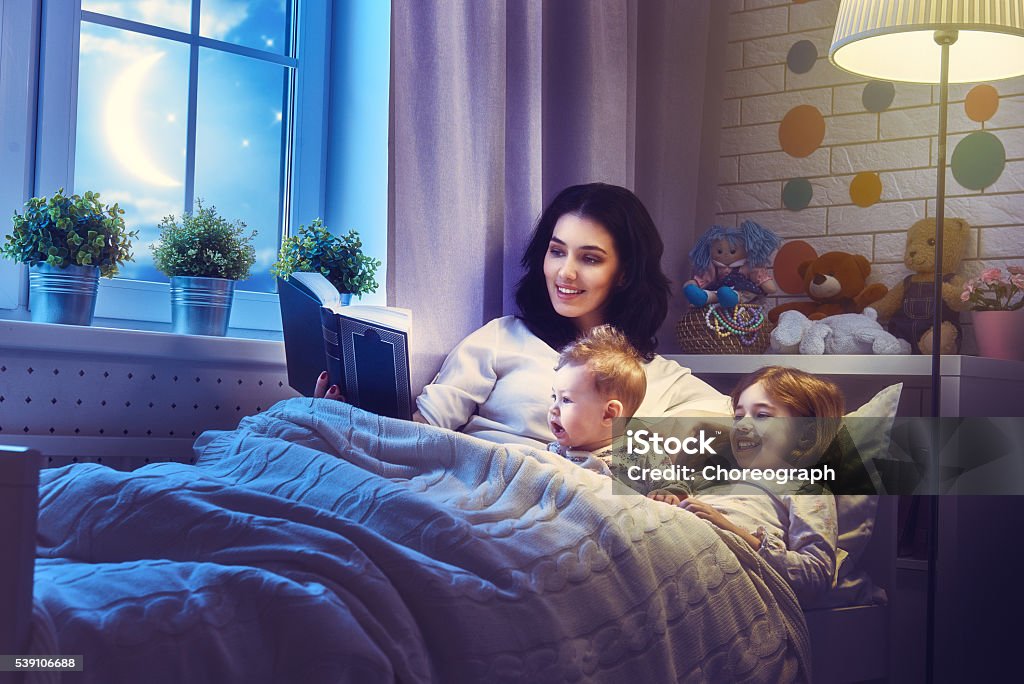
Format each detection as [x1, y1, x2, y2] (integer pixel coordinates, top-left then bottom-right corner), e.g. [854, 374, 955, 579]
[704, 303, 765, 345]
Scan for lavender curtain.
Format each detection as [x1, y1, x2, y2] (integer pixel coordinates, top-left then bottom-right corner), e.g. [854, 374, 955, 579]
[388, 0, 728, 395]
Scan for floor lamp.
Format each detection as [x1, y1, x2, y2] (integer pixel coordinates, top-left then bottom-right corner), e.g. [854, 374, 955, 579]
[828, 1, 1024, 681]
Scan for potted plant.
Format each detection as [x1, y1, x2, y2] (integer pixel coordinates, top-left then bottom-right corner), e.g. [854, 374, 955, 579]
[152, 199, 257, 336]
[271, 218, 380, 303]
[1, 188, 137, 326]
[961, 265, 1024, 360]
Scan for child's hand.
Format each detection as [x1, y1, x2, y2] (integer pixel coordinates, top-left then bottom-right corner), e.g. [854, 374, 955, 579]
[680, 498, 732, 530]
[647, 489, 685, 506]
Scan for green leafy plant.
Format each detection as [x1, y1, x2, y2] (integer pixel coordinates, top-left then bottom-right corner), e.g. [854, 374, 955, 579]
[152, 199, 257, 280]
[271, 219, 380, 296]
[1, 188, 137, 278]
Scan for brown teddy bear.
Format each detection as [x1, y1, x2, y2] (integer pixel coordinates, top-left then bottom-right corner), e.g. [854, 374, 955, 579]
[873, 217, 970, 355]
[768, 251, 888, 323]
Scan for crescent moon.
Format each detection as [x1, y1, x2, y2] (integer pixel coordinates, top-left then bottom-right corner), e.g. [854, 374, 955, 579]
[104, 51, 182, 188]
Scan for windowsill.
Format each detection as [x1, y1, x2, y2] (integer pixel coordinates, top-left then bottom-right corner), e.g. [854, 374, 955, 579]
[0, 318, 286, 363]
[93, 278, 284, 334]
[0, 275, 285, 341]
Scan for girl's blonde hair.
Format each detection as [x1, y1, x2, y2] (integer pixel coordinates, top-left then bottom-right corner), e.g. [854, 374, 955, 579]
[556, 325, 647, 416]
[731, 366, 845, 462]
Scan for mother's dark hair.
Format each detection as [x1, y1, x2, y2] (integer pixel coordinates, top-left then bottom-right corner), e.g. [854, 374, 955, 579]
[514, 183, 670, 359]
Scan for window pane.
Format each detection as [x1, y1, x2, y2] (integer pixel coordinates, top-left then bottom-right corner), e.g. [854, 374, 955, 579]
[194, 48, 289, 293]
[200, 0, 291, 55]
[82, 0, 191, 33]
[75, 23, 189, 284]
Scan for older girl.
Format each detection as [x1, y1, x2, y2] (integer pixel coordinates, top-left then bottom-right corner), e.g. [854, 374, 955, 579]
[650, 366, 843, 607]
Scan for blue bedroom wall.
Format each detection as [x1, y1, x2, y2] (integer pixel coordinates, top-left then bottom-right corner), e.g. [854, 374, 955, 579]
[324, 0, 391, 307]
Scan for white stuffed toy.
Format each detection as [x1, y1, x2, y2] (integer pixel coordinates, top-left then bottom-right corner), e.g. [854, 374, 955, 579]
[771, 308, 912, 355]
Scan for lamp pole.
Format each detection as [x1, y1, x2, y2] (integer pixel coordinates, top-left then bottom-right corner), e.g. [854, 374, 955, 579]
[926, 27, 957, 684]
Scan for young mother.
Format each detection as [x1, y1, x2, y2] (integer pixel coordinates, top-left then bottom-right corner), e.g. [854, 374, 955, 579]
[318, 183, 730, 448]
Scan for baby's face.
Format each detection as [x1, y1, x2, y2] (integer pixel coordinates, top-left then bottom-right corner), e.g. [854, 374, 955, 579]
[549, 363, 613, 452]
[731, 381, 802, 469]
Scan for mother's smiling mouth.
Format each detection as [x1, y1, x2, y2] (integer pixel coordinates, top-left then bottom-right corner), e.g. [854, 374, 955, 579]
[734, 439, 761, 451]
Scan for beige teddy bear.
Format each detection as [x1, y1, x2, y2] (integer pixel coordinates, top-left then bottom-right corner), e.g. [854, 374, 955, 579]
[873, 217, 970, 355]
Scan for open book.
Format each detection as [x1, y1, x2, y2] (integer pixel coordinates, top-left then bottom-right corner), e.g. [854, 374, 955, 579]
[277, 272, 412, 420]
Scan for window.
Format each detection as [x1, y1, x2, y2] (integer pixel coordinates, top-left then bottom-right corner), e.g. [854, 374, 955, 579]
[33, 0, 331, 330]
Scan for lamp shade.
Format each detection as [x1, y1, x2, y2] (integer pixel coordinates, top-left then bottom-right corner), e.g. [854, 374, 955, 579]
[830, 0, 1024, 83]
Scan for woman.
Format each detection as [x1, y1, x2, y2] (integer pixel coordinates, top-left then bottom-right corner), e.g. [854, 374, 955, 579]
[318, 183, 729, 448]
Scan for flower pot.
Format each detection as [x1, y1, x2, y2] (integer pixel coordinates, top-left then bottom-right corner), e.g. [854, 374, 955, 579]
[28, 263, 99, 326]
[170, 276, 235, 336]
[972, 309, 1024, 361]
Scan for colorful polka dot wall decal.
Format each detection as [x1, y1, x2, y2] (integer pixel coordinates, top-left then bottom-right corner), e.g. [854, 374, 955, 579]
[951, 131, 1006, 190]
[783, 178, 813, 210]
[787, 41, 817, 74]
[965, 84, 999, 122]
[862, 81, 895, 113]
[849, 172, 882, 207]
[779, 105, 825, 158]
[774, 241, 818, 294]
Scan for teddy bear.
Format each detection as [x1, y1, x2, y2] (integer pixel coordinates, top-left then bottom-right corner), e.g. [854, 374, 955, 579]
[683, 220, 783, 309]
[872, 217, 970, 355]
[770, 308, 912, 355]
[768, 251, 888, 323]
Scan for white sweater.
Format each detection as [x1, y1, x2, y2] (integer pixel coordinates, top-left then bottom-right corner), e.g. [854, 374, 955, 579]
[416, 316, 731, 450]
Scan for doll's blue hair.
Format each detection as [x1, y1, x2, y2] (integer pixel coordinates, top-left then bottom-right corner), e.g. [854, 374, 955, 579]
[739, 220, 782, 267]
[688, 220, 782, 271]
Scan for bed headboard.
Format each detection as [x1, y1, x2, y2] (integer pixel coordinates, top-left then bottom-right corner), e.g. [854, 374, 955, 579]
[0, 446, 41, 661]
[0, 319, 298, 470]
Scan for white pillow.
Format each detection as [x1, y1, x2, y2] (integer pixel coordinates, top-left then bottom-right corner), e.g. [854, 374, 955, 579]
[832, 383, 901, 601]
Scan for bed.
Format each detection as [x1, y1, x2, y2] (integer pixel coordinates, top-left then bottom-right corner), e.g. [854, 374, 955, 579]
[1, 398, 895, 683]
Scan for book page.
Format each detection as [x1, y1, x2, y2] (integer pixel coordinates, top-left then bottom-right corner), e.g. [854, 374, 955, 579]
[336, 305, 411, 333]
[289, 272, 343, 308]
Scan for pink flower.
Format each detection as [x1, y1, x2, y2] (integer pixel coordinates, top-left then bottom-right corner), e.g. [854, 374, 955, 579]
[980, 267, 1002, 284]
[1012, 274, 1024, 290]
[1008, 265, 1024, 276]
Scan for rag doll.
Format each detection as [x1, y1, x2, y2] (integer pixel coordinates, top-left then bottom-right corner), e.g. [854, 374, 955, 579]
[684, 220, 782, 309]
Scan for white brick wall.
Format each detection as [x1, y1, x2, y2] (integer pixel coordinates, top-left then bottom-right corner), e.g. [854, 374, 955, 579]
[713, 0, 1024, 354]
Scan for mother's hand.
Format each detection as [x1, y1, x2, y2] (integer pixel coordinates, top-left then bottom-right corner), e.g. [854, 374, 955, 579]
[313, 371, 346, 401]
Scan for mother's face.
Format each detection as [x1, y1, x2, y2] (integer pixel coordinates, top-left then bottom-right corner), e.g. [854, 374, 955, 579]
[542, 214, 621, 333]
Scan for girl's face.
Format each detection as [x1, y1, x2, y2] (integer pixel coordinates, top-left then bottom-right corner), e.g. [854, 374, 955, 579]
[731, 381, 803, 469]
[543, 214, 622, 333]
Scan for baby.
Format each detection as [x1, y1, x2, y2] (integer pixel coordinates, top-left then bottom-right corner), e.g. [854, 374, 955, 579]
[649, 366, 843, 607]
[547, 325, 646, 476]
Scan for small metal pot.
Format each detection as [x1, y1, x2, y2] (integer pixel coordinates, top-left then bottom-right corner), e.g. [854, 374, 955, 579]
[28, 263, 100, 326]
[170, 275, 236, 336]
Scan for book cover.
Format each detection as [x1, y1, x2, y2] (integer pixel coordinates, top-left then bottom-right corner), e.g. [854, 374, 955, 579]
[278, 273, 412, 419]
[278, 274, 334, 397]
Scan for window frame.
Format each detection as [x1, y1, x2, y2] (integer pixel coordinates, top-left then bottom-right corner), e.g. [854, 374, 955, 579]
[0, 0, 40, 312]
[29, 0, 330, 333]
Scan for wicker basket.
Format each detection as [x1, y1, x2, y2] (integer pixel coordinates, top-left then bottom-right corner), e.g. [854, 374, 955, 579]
[676, 303, 772, 354]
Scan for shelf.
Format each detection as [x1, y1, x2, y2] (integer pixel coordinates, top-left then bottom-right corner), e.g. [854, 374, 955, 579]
[665, 354, 1024, 380]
